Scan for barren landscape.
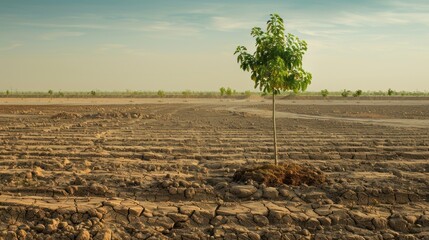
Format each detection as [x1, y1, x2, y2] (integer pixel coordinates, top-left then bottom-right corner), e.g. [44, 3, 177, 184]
[0, 98, 428, 240]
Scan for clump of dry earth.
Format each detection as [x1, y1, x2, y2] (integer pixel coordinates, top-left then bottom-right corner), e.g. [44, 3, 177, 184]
[233, 162, 326, 186]
[0, 100, 428, 239]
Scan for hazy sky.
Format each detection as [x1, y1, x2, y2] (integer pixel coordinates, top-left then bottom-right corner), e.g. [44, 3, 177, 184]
[1, 0, 428, 92]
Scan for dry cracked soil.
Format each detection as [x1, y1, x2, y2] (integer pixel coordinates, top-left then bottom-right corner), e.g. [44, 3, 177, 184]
[0, 97, 428, 240]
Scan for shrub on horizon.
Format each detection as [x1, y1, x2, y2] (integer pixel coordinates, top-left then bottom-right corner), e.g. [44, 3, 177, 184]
[321, 89, 329, 97]
[353, 89, 362, 97]
[341, 89, 351, 97]
[157, 90, 165, 98]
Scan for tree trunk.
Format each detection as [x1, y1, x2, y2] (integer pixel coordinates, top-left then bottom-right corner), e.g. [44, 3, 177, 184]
[273, 93, 278, 165]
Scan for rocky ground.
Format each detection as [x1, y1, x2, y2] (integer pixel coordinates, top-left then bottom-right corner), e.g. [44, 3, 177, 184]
[0, 98, 428, 240]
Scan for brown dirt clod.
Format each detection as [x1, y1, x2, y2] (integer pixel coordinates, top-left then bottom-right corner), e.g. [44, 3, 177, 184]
[233, 163, 326, 186]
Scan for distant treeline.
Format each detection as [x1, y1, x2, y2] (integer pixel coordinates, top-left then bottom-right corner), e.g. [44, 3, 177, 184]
[0, 89, 428, 98]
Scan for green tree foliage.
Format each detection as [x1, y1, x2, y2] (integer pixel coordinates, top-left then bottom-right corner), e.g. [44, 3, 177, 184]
[353, 89, 362, 97]
[182, 90, 191, 98]
[90, 90, 96, 96]
[48, 90, 53, 95]
[220, 87, 236, 97]
[341, 89, 351, 97]
[388, 88, 395, 96]
[321, 89, 329, 97]
[157, 90, 165, 98]
[6, 90, 9, 95]
[234, 14, 312, 165]
[220, 87, 226, 96]
[225, 87, 233, 96]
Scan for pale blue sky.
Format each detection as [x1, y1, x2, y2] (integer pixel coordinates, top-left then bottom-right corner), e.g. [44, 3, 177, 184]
[0, 0, 428, 91]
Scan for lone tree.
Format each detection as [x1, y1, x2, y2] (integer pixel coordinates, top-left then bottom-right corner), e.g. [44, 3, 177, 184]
[234, 14, 312, 165]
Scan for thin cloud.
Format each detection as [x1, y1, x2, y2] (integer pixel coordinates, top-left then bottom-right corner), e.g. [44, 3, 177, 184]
[129, 21, 200, 35]
[330, 10, 429, 28]
[297, 29, 356, 38]
[389, 1, 429, 11]
[333, 12, 409, 27]
[20, 22, 107, 30]
[211, 17, 258, 31]
[19, 20, 199, 36]
[40, 31, 85, 40]
[0, 43, 22, 51]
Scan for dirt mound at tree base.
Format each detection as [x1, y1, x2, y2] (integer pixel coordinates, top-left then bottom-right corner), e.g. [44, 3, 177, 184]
[233, 162, 326, 186]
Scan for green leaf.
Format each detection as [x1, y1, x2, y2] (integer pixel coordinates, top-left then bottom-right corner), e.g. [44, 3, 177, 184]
[234, 13, 311, 95]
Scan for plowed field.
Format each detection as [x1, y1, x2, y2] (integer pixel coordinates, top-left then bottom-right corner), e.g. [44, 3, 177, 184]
[0, 98, 428, 239]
